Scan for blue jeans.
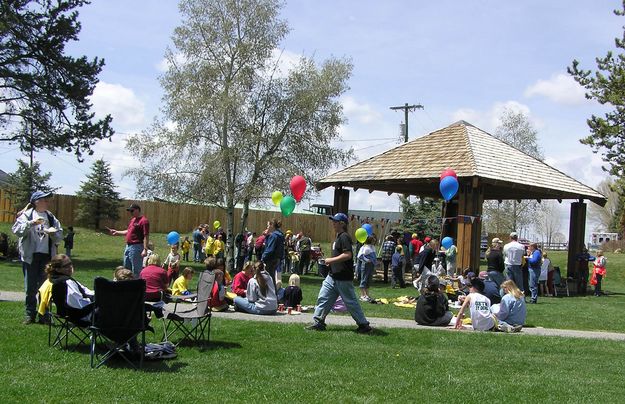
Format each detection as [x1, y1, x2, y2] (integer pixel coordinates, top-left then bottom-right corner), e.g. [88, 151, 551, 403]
[528, 266, 541, 302]
[506, 265, 523, 292]
[193, 243, 201, 262]
[233, 296, 276, 315]
[124, 243, 144, 277]
[358, 262, 373, 288]
[23, 253, 49, 319]
[312, 275, 369, 327]
[65, 248, 72, 257]
[488, 271, 505, 288]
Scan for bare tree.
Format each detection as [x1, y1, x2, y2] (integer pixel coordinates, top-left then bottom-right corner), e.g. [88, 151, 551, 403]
[534, 201, 563, 245]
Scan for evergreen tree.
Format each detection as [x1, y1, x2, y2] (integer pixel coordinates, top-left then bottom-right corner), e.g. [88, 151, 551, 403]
[399, 196, 442, 238]
[75, 159, 120, 229]
[6, 159, 57, 210]
[0, 0, 114, 161]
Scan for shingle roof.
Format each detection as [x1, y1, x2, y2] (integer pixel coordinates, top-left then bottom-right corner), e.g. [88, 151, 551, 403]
[316, 121, 607, 206]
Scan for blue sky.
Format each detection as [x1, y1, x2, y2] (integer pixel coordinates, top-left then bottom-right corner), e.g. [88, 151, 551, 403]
[1, 0, 621, 233]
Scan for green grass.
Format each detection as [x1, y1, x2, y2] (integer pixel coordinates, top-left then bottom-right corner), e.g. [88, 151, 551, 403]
[2, 223, 625, 332]
[1, 300, 624, 402]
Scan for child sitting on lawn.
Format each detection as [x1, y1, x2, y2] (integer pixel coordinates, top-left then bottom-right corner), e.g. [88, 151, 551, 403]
[172, 267, 194, 296]
[114, 266, 134, 281]
[233, 261, 278, 315]
[283, 273, 303, 309]
[454, 278, 495, 331]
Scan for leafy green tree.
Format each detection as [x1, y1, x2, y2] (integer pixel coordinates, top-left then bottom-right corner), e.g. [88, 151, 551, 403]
[127, 0, 353, 266]
[75, 159, 120, 229]
[6, 159, 57, 210]
[483, 108, 543, 234]
[0, 0, 113, 161]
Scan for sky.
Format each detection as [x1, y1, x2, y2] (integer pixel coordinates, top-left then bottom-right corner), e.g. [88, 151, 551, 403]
[1, 0, 622, 237]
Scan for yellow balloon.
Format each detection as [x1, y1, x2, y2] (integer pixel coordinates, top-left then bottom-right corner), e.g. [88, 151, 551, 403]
[213, 220, 220, 229]
[271, 191, 283, 206]
[355, 228, 368, 243]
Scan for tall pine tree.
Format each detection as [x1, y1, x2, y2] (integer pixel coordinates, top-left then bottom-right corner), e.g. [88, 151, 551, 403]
[75, 159, 120, 229]
[6, 160, 57, 210]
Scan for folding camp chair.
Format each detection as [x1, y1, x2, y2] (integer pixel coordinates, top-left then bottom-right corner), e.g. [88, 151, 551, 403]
[90, 277, 148, 369]
[163, 271, 215, 346]
[48, 281, 92, 350]
[552, 267, 570, 297]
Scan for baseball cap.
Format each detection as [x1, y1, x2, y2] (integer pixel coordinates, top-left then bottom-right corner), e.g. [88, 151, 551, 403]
[424, 236, 431, 242]
[510, 232, 518, 238]
[329, 213, 349, 223]
[30, 191, 52, 203]
[478, 271, 489, 280]
[126, 203, 141, 211]
[492, 237, 502, 244]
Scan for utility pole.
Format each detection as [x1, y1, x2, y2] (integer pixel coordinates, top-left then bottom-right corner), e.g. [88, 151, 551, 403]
[389, 102, 423, 142]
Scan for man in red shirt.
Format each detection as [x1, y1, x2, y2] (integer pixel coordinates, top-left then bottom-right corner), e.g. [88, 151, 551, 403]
[108, 203, 150, 277]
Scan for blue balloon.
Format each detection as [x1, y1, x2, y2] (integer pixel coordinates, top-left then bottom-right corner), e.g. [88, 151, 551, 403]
[362, 223, 373, 236]
[442, 236, 453, 249]
[167, 231, 180, 245]
[439, 176, 459, 201]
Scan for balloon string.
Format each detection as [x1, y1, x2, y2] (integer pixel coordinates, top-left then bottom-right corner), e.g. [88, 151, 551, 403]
[438, 200, 448, 260]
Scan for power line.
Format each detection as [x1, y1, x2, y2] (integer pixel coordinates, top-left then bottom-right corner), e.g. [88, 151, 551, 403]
[389, 102, 424, 142]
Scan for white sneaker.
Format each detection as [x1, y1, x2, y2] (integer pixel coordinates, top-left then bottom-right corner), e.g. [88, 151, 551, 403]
[498, 323, 513, 333]
[511, 325, 523, 333]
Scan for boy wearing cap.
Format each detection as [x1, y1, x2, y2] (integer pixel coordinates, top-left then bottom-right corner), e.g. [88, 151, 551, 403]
[455, 278, 496, 331]
[107, 203, 150, 277]
[12, 191, 63, 324]
[306, 213, 372, 333]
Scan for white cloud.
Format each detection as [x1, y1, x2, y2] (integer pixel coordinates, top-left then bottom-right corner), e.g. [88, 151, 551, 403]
[524, 73, 587, 105]
[341, 96, 383, 125]
[544, 152, 608, 192]
[451, 100, 539, 133]
[91, 82, 146, 129]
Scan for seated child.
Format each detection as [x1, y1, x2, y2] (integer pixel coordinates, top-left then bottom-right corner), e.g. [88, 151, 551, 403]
[114, 266, 134, 281]
[414, 275, 452, 326]
[172, 267, 194, 296]
[283, 273, 302, 308]
[210, 269, 229, 311]
[493, 279, 526, 332]
[454, 278, 495, 331]
[231, 261, 253, 297]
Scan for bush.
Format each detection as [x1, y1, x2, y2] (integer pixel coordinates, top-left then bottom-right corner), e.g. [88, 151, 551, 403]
[600, 240, 625, 253]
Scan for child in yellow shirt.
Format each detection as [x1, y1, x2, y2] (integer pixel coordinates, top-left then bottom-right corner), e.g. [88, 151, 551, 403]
[172, 267, 195, 295]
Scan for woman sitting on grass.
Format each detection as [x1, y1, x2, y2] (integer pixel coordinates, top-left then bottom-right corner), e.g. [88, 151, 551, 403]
[47, 254, 94, 322]
[492, 280, 526, 333]
[414, 275, 452, 326]
[140, 254, 170, 302]
[233, 261, 277, 315]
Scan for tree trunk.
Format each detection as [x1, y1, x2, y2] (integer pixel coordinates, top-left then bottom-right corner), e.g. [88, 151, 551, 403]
[241, 198, 250, 234]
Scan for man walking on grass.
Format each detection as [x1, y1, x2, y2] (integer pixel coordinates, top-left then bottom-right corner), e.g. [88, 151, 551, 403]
[107, 203, 149, 277]
[306, 213, 372, 333]
[503, 232, 525, 292]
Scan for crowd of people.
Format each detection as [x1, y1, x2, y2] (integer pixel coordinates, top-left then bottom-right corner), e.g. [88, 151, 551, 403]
[11, 190, 609, 336]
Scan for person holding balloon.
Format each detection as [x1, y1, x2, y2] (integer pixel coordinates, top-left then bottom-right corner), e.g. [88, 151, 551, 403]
[356, 235, 377, 302]
[306, 213, 372, 333]
[107, 203, 150, 278]
[261, 218, 285, 286]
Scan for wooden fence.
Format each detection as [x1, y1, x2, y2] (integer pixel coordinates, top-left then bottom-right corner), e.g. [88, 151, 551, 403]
[0, 190, 390, 243]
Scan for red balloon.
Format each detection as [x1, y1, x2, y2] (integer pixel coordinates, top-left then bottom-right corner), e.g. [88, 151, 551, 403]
[290, 175, 306, 202]
[440, 168, 457, 180]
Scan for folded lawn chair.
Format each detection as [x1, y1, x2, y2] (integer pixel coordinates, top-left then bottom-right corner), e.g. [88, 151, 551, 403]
[48, 281, 92, 350]
[163, 270, 215, 346]
[90, 277, 148, 369]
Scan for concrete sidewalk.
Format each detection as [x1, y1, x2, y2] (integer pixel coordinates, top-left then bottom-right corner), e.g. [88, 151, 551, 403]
[3, 290, 625, 341]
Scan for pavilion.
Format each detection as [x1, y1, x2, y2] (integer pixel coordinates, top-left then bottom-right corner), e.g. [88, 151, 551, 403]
[315, 120, 607, 278]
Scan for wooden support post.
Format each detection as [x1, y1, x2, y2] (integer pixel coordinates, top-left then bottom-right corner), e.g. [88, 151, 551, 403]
[456, 178, 484, 271]
[566, 201, 586, 279]
[333, 188, 350, 216]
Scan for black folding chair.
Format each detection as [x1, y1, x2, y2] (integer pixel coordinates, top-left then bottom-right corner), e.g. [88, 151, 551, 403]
[90, 277, 148, 369]
[163, 271, 215, 346]
[48, 281, 92, 350]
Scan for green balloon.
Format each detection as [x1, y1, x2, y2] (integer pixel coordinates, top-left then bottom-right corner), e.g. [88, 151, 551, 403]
[280, 195, 296, 217]
[355, 227, 368, 243]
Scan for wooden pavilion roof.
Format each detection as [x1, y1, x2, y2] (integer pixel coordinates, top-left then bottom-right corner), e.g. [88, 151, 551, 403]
[316, 121, 607, 206]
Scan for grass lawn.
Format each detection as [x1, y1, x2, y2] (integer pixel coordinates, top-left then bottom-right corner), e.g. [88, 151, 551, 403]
[1, 223, 624, 332]
[0, 300, 624, 402]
